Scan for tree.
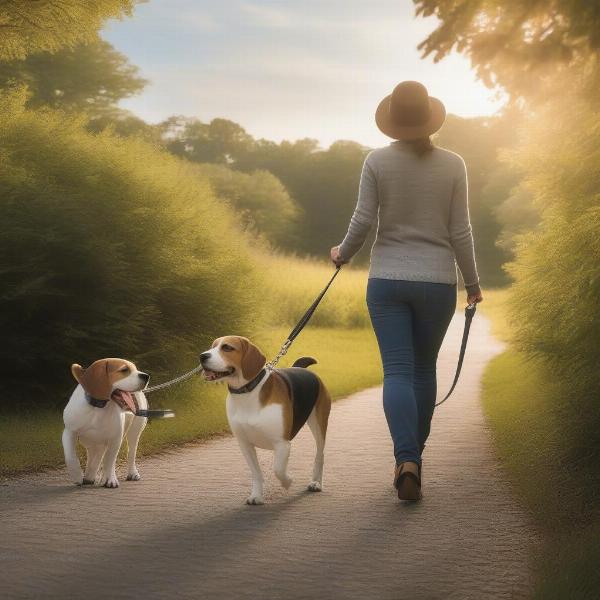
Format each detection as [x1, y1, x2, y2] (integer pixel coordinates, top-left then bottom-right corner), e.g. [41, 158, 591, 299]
[86, 106, 160, 140]
[236, 138, 369, 257]
[195, 163, 300, 248]
[161, 116, 254, 164]
[414, 0, 600, 98]
[0, 88, 262, 408]
[0, 0, 138, 60]
[0, 38, 147, 113]
[435, 113, 521, 285]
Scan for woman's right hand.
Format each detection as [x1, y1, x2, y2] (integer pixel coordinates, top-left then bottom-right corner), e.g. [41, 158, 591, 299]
[330, 245, 347, 267]
[466, 286, 483, 306]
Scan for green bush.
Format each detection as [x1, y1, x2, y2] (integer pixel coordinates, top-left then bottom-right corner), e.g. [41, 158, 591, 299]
[503, 76, 600, 443]
[0, 89, 264, 409]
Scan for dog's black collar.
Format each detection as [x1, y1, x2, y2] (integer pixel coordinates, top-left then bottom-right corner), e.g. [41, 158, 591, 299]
[85, 391, 174, 418]
[85, 392, 109, 408]
[228, 368, 268, 395]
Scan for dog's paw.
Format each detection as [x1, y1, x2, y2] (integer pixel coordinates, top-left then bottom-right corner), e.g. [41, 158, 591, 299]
[279, 475, 293, 490]
[81, 478, 95, 486]
[307, 481, 322, 492]
[101, 475, 120, 489]
[69, 468, 84, 485]
[126, 472, 141, 481]
[246, 495, 264, 506]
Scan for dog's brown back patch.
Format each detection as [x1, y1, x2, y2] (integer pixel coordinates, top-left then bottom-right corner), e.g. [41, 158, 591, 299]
[259, 373, 294, 440]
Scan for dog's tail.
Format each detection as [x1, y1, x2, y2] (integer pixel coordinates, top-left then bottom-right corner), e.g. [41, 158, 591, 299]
[292, 356, 317, 369]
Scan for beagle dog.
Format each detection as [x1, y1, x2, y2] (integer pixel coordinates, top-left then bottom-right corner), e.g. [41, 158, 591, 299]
[62, 358, 150, 488]
[200, 336, 331, 505]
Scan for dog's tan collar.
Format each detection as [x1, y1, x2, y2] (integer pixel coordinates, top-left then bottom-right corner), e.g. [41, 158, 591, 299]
[228, 368, 267, 395]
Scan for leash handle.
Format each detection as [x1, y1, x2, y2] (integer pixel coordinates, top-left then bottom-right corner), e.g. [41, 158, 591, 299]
[435, 301, 477, 407]
[135, 409, 175, 419]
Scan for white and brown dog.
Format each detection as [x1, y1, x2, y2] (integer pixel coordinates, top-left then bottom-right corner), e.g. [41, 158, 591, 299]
[62, 358, 149, 488]
[200, 336, 331, 505]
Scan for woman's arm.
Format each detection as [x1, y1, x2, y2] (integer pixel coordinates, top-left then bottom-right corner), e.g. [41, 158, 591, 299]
[449, 158, 480, 294]
[336, 155, 379, 263]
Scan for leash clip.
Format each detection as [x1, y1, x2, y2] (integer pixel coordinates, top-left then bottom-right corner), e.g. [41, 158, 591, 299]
[266, 339, 292, 371]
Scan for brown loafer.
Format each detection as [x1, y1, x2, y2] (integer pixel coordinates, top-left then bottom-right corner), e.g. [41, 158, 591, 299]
[394, 461, 421, 501]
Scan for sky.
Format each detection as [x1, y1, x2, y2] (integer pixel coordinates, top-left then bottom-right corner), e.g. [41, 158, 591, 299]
[102, 0, 505, 149]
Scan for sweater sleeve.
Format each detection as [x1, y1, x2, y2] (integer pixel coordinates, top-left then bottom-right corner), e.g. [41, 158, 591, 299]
[338, 155, 378, 262]
[449, 158, 480, 289]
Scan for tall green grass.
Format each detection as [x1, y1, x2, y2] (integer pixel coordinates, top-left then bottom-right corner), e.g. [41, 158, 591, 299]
[481, 287, 600, 598]
[482, 350, 600, 599]
[261, 254, 370, 329]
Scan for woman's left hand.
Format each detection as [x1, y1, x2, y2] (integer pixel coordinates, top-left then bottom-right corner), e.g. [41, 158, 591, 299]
[330, 245, 345, 267]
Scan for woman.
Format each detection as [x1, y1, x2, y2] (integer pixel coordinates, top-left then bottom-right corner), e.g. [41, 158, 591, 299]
[330, 81, 483, 502]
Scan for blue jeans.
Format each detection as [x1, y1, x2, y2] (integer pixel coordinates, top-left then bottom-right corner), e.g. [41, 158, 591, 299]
[366, 278, 457, 466]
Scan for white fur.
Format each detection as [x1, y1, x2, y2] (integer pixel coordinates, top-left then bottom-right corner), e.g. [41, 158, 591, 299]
[226, 373, 289, 505]
[62, 371, 148, 488]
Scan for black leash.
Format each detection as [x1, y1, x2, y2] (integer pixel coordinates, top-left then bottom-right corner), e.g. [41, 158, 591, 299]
[267, 266, 342, 369]
[287, 266, 342, 343]
[435, 302, 477, 407]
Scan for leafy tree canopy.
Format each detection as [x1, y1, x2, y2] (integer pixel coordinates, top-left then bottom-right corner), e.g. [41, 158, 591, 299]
[414, 0, 600, 97]
[0, 38, 147, 112]
[161, 116, 255, 164]
[0, 0, 139, 60]
[195, 164, 300, 248]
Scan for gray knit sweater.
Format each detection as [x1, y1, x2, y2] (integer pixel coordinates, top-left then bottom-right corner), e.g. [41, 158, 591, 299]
[338, 141, 480, 291]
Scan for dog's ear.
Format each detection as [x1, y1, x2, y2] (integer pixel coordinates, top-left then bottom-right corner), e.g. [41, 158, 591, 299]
[240, 338, 266, 381]
[71, 364, 85, 384]
[75, 359, 113, 400]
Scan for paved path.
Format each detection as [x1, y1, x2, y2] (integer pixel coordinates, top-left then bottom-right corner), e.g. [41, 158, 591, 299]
[1, 313, 537, 599]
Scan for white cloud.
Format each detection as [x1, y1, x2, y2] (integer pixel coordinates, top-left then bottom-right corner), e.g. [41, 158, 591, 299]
[174, 11, 219, 32]
[240, 3, 293, 28]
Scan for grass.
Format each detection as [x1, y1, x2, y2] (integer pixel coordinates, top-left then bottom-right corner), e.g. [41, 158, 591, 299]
[261, 254, 371, 329]
[0, 326, 381, 479]
[480, 292, 600, 599]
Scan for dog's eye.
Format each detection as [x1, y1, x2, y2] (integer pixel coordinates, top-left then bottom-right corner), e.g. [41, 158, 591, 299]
[221, 344, 235, 352]
[119, 366, 130, 373]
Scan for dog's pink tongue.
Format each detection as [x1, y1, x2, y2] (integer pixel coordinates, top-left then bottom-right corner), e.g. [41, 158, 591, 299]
[121, 391, 137, 413]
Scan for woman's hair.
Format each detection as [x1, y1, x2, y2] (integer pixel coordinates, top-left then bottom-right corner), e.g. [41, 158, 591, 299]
[403, 137, 434, 157]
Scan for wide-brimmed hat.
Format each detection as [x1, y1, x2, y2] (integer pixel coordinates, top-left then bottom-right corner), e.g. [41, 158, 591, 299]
[375, 81, 446, 140]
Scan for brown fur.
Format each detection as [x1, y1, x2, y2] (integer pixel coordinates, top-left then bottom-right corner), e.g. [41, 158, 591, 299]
[313, 379, 331, 440]
[71, 358, 135, 400]
[212, 336, 266, 381]
[239, 338, 266, 380]
[259, 373, 294, 439]
[259, 371, 331, 442]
